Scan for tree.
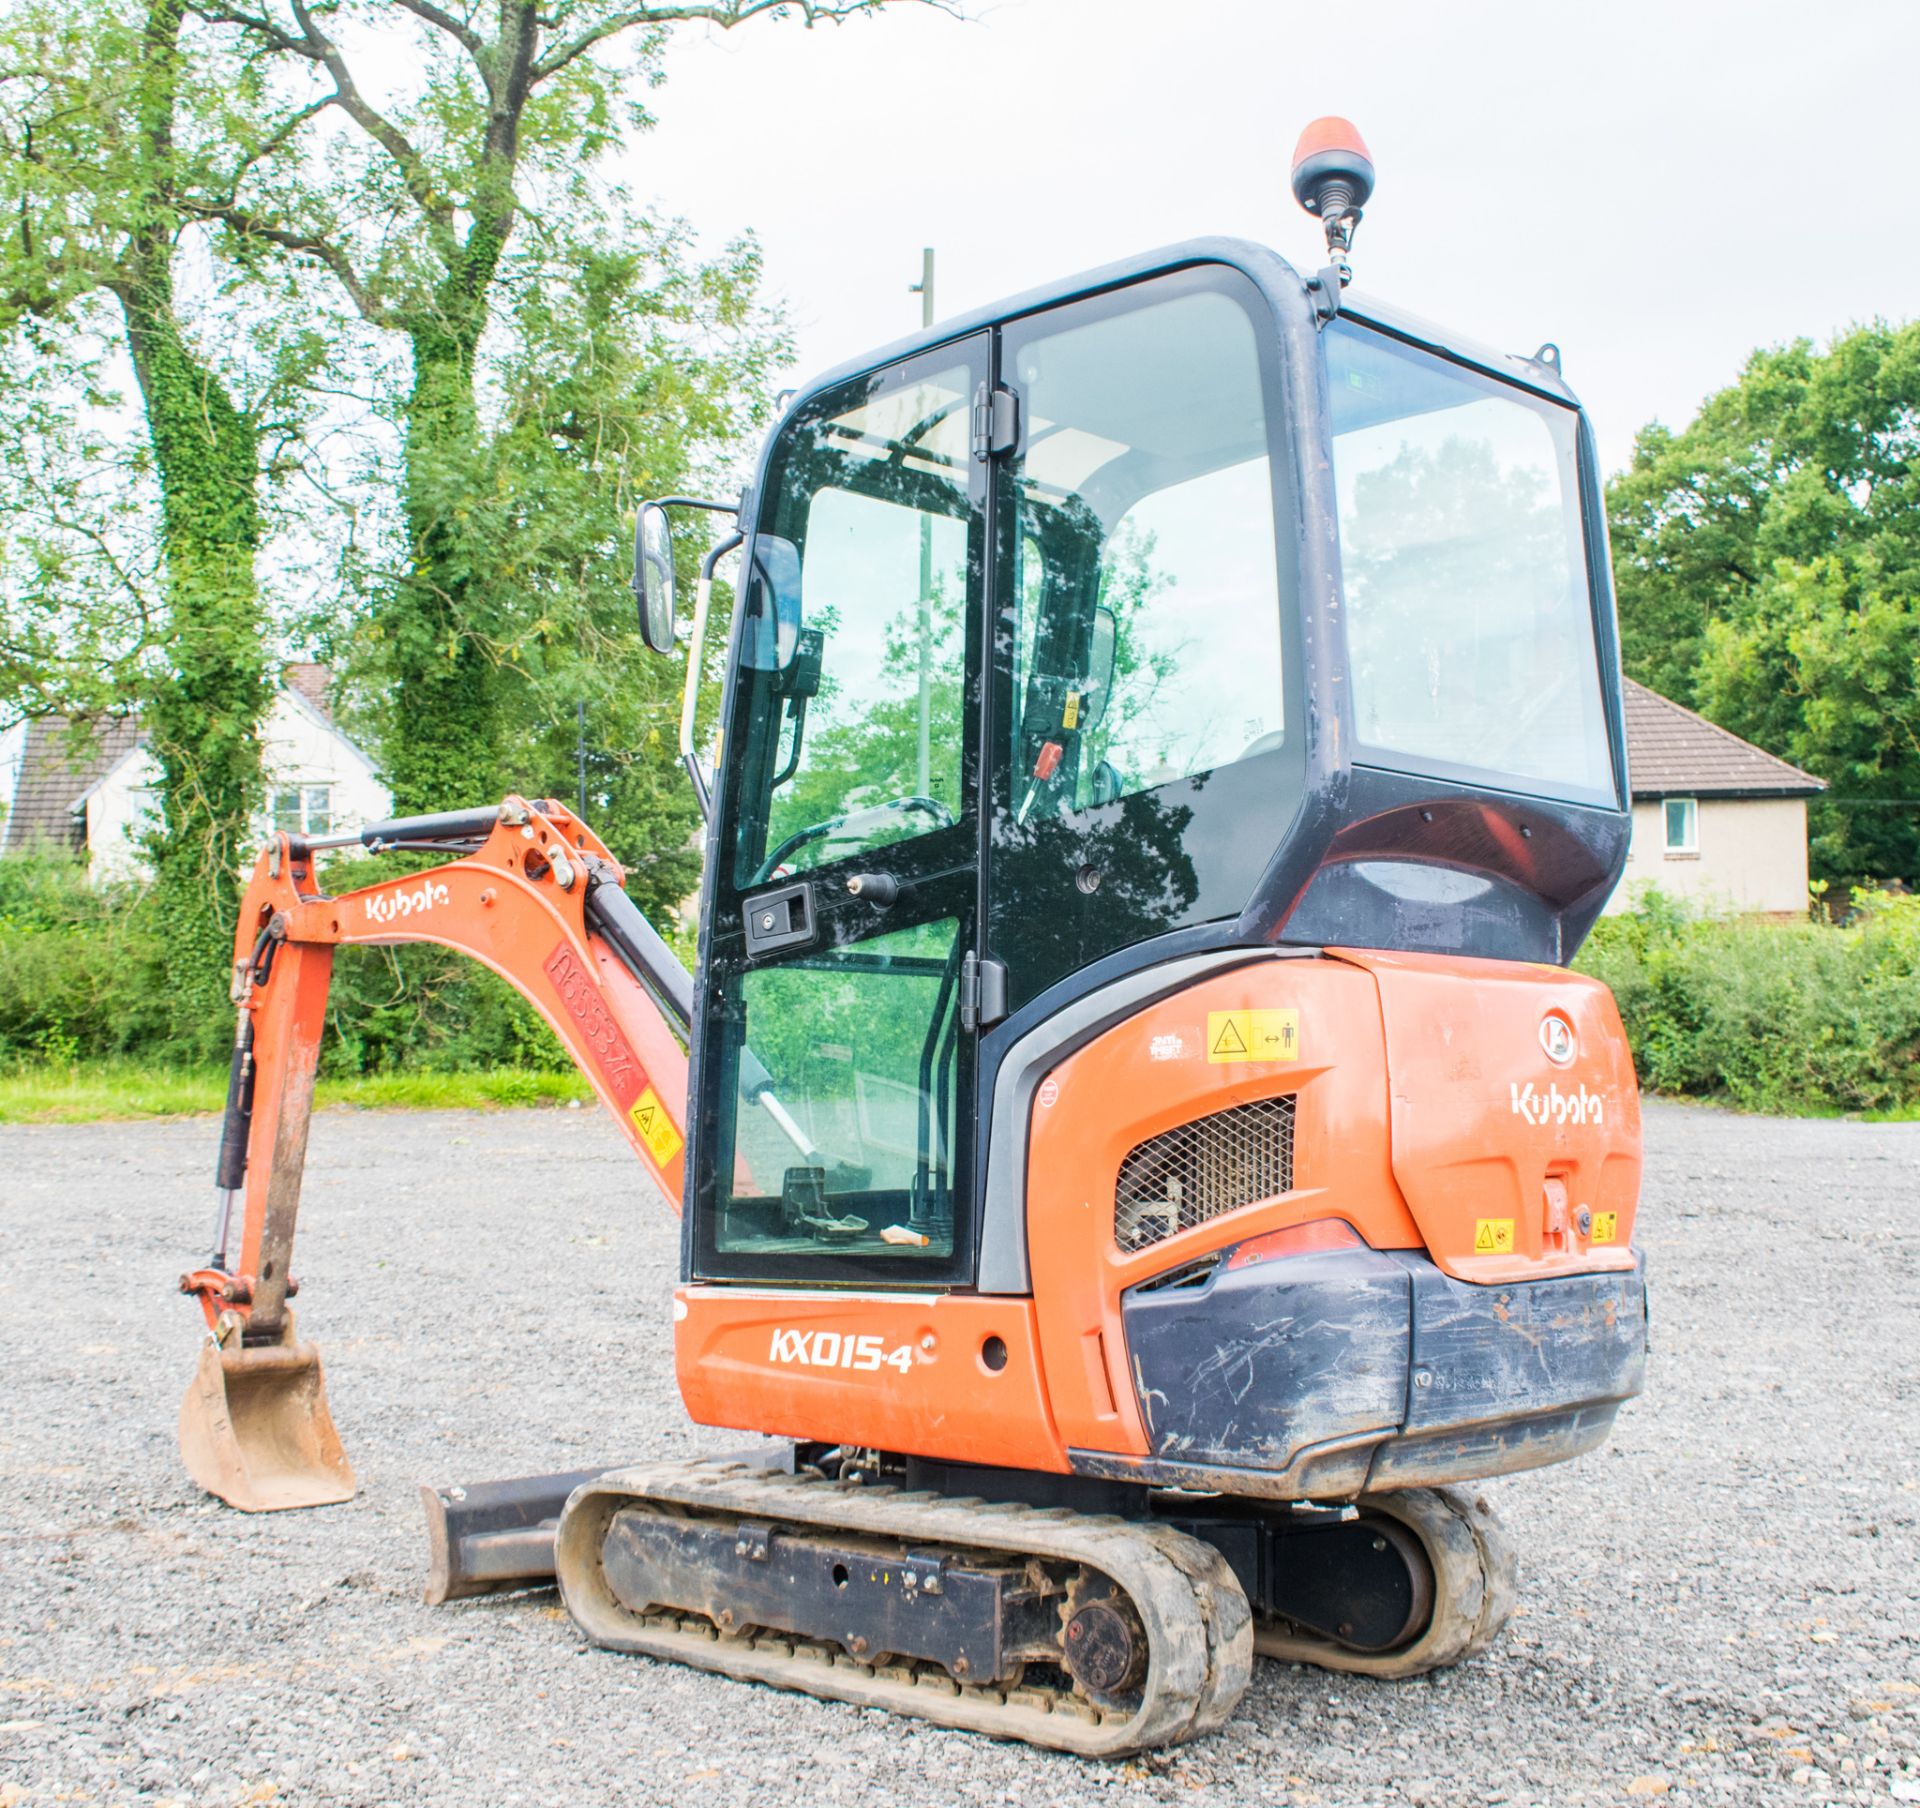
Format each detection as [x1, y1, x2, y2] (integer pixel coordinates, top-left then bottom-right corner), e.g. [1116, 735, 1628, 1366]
[186, 0, 948, 812]
[0, 0, 322, 1045]
[428, 221, 785, 922]
[1607, 322, 1920, 886]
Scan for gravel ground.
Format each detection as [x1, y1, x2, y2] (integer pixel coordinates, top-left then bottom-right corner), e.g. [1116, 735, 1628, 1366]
[0, 1098, 1915, 1808]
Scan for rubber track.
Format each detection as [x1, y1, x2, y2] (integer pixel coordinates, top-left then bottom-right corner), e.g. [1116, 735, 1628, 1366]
[1252, 1486, 1517, 1679]
[555, 1459, 1254, 1756]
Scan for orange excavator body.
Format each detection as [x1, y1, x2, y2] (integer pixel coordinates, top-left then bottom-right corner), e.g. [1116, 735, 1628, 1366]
[183, 810, 1642, 1507]
[176, 153, 1651, 1748]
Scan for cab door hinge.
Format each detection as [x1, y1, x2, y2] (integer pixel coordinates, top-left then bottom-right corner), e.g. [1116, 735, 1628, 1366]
[971, 382, 1019, 461]
[959, 951, 1009, 1032]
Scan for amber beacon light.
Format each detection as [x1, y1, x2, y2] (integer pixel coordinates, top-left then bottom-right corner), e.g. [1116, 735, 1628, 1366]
[1291, 115, 1376, 285]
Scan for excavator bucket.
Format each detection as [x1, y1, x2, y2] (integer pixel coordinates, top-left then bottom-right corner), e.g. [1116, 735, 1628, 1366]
[178, 1315, 355, 1512]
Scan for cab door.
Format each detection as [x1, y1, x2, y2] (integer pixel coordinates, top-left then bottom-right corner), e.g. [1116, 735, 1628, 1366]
[985, 266, 1302, 1016]
[692, 337, 990, 1286]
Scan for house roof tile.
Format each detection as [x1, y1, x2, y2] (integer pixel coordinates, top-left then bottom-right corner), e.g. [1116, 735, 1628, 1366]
[1623, 679, 1825, 798]
[2, 717, 146, 853]
[281, 661, 333, 721]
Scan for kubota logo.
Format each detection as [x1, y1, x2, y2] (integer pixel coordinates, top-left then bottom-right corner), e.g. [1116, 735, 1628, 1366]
[768, 1328, 914, 1375]
[365, 880, 450, 924]
[1510, 1079, 1605, 1127]
[1539, 1012, 1577, 1066]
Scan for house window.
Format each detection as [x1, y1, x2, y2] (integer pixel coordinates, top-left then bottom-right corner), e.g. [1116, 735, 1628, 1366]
[272, 785, 333, 837]
[1663, 796, 1698, 855]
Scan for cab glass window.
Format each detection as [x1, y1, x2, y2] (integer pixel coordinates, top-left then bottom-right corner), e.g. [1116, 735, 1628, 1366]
[727, 358, 977, 890]
[719, 916, 965, 1266]
[988, 268, 1300, 1012]
[1004, 287, 1285, 819]
[1325, 321, 1614, 802]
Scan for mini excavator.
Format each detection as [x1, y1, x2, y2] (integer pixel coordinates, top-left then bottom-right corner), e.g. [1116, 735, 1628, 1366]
[178, 121, 1648, 1754]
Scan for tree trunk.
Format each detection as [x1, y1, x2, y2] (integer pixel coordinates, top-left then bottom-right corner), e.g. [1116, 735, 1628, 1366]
[118, 0, 269, 1052]
[383, 210, 515, 811]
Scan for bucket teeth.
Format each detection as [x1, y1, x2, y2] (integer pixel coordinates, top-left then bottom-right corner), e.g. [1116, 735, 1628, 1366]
[178, 1313, 356, 1513]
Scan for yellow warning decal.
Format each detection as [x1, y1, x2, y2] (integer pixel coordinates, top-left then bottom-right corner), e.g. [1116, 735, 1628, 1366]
[630, 1086, 684, 1167]
[1062, 691, 1081, 730]
[1589, 1211, 1619, 1244]
[1472, 1218, 1516, 1255]
[1206, 1008, 1300, 1064]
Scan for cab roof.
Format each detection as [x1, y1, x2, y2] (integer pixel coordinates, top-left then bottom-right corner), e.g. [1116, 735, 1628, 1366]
[787, 235, 1581, 420]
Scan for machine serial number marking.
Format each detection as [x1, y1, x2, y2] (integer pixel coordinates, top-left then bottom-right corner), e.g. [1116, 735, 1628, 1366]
[1473, 1218, 1516, 1255]
[629, 1086, 683, 1166]
[1589, 1211, 1619, 1244]
[769, 1328, 914, 1374]
[544, 942, 642, 1103]
[1207, 1008, 1299, 1063]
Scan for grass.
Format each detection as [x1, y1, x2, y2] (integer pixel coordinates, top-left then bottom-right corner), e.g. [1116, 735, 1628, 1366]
[0, 1060, 595, 1125]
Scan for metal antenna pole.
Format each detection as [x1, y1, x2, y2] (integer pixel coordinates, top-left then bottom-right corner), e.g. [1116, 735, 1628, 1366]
[909, 248, 936, 799]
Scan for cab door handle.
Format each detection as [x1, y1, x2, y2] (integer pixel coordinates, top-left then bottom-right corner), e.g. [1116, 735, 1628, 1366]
[743, 881, 815, 954]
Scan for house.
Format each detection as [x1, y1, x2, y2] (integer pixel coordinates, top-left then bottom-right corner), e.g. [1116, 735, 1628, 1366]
[1609, 678, 1826, 916]
[0, 663, 390, 882]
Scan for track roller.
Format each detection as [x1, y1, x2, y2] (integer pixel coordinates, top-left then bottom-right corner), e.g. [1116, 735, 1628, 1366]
[1251, 1486, 1516, 1678]
[555, 1459, 1252, 1755]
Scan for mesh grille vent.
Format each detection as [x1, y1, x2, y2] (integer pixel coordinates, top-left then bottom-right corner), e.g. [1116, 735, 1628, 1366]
[1114, 1095, 1296, 1254]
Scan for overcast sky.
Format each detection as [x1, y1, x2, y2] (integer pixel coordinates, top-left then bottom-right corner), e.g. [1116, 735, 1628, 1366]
[622, 0, 1920, 473]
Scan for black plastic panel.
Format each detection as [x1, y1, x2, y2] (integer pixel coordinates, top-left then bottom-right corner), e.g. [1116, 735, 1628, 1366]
[1122, 1248, 1412, 1472]
[1118, 1240, 1649, 1492]
[1397, 1253, 1649, 1435]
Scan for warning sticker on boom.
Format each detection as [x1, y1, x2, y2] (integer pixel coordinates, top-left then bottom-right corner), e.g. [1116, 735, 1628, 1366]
[630, 1086, 683, 1167]
[1473, 1218, 1516, 1255]
[1206, 1008, 1300, 1064]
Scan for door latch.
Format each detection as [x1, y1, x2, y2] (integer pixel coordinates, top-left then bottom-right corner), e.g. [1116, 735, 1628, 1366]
[743, 881, 815, 956]
[959, 951, 1009, 1031]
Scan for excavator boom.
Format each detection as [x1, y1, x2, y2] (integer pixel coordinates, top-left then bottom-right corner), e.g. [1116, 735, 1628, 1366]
[179, 798, 692, 1510]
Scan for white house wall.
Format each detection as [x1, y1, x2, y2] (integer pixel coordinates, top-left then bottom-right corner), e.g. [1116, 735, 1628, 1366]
[258, 691, 390, 840]
[0, 722, 24, 833]
[1605, 796, 1811, 916]
[85, 691, 390, 884]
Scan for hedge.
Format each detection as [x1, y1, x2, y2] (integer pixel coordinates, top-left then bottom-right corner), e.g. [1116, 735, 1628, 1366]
[1574, 888, 1920, 1114]
[0, 849, 576, 1076]
[6, 850, 1918, 1117]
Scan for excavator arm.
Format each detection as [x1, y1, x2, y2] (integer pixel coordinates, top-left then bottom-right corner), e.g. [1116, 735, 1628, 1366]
[177, 796, 699, 1510]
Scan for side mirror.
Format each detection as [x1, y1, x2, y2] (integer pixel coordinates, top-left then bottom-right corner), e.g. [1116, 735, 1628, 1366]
[633, 503, 676, 653]
[743, 535, 803, 671]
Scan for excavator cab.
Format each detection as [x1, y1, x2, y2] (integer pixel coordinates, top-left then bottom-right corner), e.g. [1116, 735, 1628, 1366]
[674, 247, 1627, 1299]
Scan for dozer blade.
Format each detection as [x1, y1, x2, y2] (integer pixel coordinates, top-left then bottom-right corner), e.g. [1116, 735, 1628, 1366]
[179, 1314, 356, 1512]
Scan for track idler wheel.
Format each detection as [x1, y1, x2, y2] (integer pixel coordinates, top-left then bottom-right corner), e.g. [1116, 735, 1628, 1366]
[1253, 1487, 1515, 1680]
